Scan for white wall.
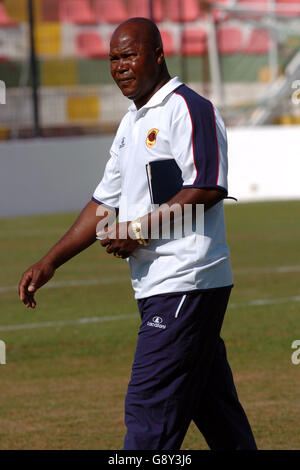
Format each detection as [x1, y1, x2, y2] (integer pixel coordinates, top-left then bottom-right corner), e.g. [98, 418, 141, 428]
[227, 126, 300, 202]
[0, 126, 299, 217]
[0, 136, 113, 217]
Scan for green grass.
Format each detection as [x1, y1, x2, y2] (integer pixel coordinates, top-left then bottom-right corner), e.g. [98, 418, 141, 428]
[0, 201, 300, 449]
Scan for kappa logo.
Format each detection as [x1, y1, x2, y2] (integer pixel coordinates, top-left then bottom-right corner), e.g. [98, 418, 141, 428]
[146, 128, 159, 148]
[147, 315, 166, 330]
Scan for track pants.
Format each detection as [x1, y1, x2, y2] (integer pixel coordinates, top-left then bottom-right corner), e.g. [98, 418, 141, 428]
[123, 286, 257, 450]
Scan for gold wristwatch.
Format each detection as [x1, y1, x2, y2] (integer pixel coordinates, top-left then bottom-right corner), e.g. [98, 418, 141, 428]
[130, 218, 149, 246]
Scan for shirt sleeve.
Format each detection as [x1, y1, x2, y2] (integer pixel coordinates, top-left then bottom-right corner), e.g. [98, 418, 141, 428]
[170, 88, 228, 193]
[92, 145, 121, 210]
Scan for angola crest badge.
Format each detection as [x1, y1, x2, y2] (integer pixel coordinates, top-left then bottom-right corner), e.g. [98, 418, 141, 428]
[146, 128, 159, 148]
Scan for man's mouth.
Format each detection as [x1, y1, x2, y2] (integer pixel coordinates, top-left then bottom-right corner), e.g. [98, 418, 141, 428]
[119, 78, 135, 85]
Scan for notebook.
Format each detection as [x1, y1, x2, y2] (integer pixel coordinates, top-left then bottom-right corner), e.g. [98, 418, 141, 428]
[146, 159, 183, 206]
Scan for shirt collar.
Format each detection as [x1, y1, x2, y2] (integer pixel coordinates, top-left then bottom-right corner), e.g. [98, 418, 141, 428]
[128, 76, 183, 113]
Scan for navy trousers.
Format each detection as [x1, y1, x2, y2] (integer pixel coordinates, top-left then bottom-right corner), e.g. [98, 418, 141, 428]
[123, 286, 257, 450]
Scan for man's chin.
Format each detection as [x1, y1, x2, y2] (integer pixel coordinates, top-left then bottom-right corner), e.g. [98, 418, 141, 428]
[120, 89, 136, 100]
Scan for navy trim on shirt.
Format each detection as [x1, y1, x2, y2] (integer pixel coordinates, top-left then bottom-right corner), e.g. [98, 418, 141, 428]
[174, 85, 220, 188]
[91, 197, 119, 215]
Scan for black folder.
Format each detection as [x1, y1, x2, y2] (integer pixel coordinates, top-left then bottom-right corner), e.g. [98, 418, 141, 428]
[146, 159, 183, 206]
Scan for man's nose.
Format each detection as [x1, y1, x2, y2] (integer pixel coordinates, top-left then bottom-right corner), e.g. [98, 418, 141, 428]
[116, 59, 129, 73]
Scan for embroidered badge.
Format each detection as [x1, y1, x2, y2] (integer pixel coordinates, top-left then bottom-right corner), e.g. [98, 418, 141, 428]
[146, 128, 159, 148]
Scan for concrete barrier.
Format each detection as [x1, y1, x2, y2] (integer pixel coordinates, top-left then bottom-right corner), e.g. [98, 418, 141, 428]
[227, 125, 300, 202]
[1, 126, 300, 217]
[0, 136, 112, 217]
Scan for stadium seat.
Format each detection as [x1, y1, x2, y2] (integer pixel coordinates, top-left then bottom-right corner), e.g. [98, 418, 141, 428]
[67, 96, 100, 121]
[59, 0, 97, 25]
[160, 30, 175, 56]
[201, 0, 230, 22]
[3, 0, 26, 22]
[94, 0, 128, 23]
[41, 0, 60, 22]
[237, 0, 269, 19]
[217, 27, 243, 54]
[238, 0, 268, 8]
[35, 23, 61, 55]
[0, 3, 17, 26]
[165, 0, 200, 22]
[276, 0, 300, 17]
[181, 29, 207, 56]
[76, 31, 108, 59]
[41, 59, 78, 86]
[243, 29, 271, 54]
[128, 0, 163, 23]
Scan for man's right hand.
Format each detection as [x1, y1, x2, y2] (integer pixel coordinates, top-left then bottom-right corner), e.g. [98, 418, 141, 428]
[18, 200, 115, 309]
[18, 262, 55, 308]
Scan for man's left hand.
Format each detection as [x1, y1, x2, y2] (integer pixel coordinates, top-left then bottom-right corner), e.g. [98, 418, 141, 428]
[98, 221, 139, 259]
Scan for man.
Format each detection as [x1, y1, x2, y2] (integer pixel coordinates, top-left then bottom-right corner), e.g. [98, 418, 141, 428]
[19, 18, 257, 450]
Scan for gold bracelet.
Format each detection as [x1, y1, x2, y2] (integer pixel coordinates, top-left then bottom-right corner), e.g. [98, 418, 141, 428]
[130, 219, 149, 246]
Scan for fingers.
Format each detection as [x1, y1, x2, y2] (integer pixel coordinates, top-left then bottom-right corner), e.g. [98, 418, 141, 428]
[19, 266, 43, 308]
[19, 269, 37, 308]
[101, 239, 135, 259]
[98, 223, 139, 259]
[19, 270, 32, 301]
[27, 268, 41, 293]
[100, 237, 111, 248]
[99, 237, 123, 257]
[24, 292, 36, 309]
[19, 262, 55, 309]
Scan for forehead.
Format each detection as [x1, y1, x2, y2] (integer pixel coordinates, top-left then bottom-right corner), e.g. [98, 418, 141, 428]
[110, 33, 139, 53]
[110, 26, 150, 54]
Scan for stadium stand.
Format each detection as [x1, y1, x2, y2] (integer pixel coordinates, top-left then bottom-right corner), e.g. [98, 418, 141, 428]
[94, 0, 128, 24]
[128, 0, 163, 23]
[41, 0, 60, 22]
[35, 23, 61, 56]
[59, 0, 97, 25]
[181, 29, 207, 56]
[276, 0, 300, 16]
[238, 0, 269, 9]
[0, 0, 299, 138]
[165, 0, 201, 22]
[160, 30, 175, 56]
[76, 31, 108, 58]
[41, 59, 78, 86]
[217, 26, 243, 54]
[67, 95, 100, 121]
[0, 2, 17, 26]
[3, 0, 27, 23]
[243, 29, 271, 54]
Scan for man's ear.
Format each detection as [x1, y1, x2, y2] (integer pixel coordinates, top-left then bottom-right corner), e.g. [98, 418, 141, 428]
[155, 46, 165, 65]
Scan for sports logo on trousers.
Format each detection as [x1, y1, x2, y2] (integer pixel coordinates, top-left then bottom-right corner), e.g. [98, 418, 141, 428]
[146, 128, 159, 148]
[147, 315, 166, 330]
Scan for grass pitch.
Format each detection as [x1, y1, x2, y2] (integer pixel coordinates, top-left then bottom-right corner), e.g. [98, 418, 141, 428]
[0, 200, 299, 449]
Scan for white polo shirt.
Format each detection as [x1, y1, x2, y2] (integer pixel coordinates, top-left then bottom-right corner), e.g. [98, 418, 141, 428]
[93, 77, 233, 299]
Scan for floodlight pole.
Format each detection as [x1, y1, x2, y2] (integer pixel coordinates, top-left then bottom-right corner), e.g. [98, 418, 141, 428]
[179, 0, 187, 83]
[28, 0, 41, 137]
[149, 0, 154, 21]
[268, 0, 279, 82]
[207, 12, 224, 107]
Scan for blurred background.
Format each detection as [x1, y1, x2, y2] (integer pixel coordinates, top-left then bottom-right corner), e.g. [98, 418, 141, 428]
[1, 2, 300, 450]
[0, 0, 300, 140]
[1, 0, 300, 215]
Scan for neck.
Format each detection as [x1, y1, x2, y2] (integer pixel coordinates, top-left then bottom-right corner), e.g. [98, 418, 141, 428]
[134, 71, 171, 110]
